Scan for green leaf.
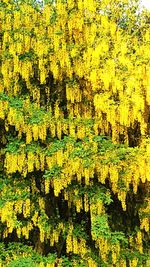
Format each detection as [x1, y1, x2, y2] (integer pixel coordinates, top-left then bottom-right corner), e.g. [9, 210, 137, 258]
[44, 165, 62, 180]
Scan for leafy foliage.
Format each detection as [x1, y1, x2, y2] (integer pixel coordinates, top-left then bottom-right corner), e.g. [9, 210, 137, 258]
[0, 0, 150, 267]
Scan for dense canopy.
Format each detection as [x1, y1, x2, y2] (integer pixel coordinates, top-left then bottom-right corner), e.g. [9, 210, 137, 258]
[0, 0, 150, 266]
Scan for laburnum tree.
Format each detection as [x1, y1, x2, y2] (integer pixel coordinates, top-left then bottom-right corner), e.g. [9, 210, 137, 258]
[0, 0, 150, 266]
